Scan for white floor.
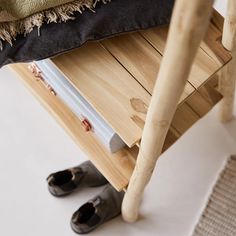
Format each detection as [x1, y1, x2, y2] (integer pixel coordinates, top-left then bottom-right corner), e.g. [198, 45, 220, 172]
[0, 1, 233, 235]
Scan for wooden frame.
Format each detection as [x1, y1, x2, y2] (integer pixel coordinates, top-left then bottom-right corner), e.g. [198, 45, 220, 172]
[122, 0, 216, 223]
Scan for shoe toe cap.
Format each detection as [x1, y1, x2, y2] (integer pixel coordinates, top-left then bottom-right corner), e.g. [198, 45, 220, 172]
[71, 208, 102, 234]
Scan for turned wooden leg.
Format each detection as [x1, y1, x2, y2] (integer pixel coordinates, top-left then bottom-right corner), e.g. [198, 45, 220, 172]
[219, 0, 236, 122]
[122, 0, 214, 223]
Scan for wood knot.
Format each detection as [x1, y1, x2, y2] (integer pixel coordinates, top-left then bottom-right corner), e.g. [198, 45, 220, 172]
[130, 98, 148, 114]
[131, 115, 145, 129]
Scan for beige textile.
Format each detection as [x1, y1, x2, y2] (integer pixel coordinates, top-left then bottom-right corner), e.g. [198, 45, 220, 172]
[0, 0, 110, 46]
[0, 0, 107, 22]
[193, 155, 236, 236]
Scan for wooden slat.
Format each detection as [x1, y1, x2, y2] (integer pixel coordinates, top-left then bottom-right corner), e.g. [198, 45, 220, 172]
[101, 33, 195, 102]
[141, 27, 218, 88]
[101, 33, 161, 94]
[162, 127, 180, 152]
[140, 9, 231, 89]
[171, 104, 200, 135]
[136, 67, 223, 150]
[180, 83, 195, 103]
[172, 70, 223, 135]
[52, 43, 151, 148]
[9, 63, 136, 191]
[185, 92, 213, 117]
[198, 72, 222, 106]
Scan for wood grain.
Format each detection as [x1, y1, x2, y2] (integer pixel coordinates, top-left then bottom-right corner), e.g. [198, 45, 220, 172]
[101, 32, 195, 101]
[140, 10, 231, 89]
[9, 63, 136, 192]
[172, 104, 199, 135]
[52, 43, 151, 148]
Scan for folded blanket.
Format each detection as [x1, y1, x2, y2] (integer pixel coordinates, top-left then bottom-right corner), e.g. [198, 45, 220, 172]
[0, 0, 174, 67]
[0, 0, 109, 48]
[0, 0, 77, 22]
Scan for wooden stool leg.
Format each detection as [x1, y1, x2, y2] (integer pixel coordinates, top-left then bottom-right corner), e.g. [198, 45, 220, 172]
[122, 0, 214, 223]
[222, 0, 236, 51]
[219, 0, 236, 122]
[219, 55, 236, 122]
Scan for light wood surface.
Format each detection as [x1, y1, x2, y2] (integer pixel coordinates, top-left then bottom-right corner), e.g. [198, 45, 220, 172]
[222, 0, 236, 51]
[162, 127, 180, 152]
[173, 72, 222, 136]
[171, 104, 199, 134]
[101, 33, 162, 95]
[141, 11, 231, 89]
[142, 27, 216, 88]
[219, 0, 236, 122]
[122, 0, 215, 222]
[101, 33, 194, 101]
[219, 53, 236, 122]
[9, 63, 137, 192]
[52, 43, 151, 148]
[186, 91, 213, 117]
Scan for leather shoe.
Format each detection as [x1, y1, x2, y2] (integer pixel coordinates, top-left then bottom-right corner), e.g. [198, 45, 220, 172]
[47, 161, 108, 197]
[71, 184, 124, 234]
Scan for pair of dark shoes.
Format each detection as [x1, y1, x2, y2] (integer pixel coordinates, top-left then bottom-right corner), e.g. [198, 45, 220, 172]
[47, 161, 124, 234]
